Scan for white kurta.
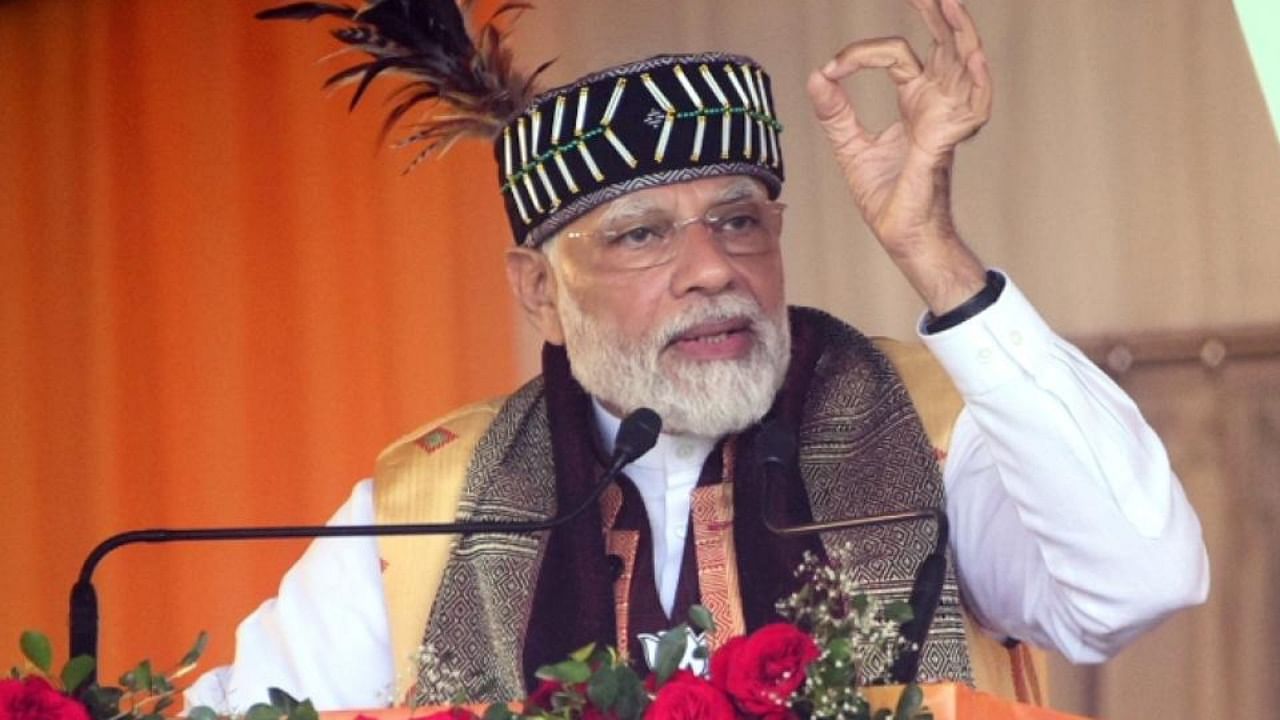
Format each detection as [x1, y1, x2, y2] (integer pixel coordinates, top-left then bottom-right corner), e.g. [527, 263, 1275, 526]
[184, 274, 1209, 713]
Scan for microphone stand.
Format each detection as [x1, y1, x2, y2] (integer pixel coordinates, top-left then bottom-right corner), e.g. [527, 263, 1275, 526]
[755, 420, 949, 685]
[69, 408, 662, 687]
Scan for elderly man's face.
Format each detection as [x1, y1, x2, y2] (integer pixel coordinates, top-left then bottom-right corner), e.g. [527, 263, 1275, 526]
[507, 175, 790, 437]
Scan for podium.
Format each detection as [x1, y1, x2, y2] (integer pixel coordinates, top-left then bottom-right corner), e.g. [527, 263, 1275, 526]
[316, 683, 1090, 719]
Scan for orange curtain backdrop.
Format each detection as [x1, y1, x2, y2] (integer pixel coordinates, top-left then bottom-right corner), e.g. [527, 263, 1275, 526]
[0, 0, 517, 681]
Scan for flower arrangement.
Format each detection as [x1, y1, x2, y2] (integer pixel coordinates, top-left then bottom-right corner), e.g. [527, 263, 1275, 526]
[2, 631, 317, 720]
[6, 546, 928, 720]
[403, 547, 931, 720]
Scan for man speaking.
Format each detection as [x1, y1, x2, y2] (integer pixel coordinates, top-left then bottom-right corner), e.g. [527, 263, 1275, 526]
[188, 0, 1208, 711]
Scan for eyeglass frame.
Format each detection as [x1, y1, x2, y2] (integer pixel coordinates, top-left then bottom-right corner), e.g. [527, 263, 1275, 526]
[558, 199, 787, 271]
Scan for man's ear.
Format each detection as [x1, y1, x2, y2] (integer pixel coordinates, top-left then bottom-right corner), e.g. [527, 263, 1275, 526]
[505, 247, 566, 345]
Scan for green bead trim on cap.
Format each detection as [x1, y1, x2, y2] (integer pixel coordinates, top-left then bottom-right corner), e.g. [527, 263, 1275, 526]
[499, 111, 781, 193]
[500, 128, 607, 193]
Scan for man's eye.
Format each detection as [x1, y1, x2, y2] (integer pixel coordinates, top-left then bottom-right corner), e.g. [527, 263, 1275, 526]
[716, 213, 761, 233]
[609, 225, 663, 246]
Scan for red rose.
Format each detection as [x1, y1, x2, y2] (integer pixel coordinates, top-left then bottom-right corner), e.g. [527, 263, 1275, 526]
[709, 623, 818, 719]
[409, 708, 479, 720]
[523, 679, 608, 718]
[524, 679, 564, 712]
[709, 636, 747, 691]
[645, 670, 734, 720]
[0, 677, 90, 720]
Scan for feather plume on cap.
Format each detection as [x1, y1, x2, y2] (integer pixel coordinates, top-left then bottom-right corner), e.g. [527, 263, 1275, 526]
[257, 0, 552, 171]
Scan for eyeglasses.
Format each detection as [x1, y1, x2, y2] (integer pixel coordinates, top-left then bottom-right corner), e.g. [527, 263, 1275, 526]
[562, 199, 786, 271]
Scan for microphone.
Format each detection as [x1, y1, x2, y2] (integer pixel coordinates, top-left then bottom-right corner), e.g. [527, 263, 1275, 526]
[69, 407, 662, 686]
[608, 407, 662, 475]
[754, 420, 948, 685]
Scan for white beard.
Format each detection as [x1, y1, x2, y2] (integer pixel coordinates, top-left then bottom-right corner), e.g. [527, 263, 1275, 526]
[554, 287, 791, 438]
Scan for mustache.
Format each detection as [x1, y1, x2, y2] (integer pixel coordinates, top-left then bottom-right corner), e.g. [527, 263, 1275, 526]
[655, 294, 767, 347]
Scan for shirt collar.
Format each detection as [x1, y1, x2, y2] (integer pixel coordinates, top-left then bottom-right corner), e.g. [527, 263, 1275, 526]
[591, 398, 716, 474]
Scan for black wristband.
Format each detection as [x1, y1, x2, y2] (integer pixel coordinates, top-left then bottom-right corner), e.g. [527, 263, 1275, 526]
[922, 270, 1006, 334]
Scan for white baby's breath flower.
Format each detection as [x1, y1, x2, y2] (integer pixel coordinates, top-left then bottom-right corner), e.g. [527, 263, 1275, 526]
[778, 541, 914, 718]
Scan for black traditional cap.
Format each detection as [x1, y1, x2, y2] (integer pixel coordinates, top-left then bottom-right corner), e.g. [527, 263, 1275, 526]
[497, 53, 785, 247]
[256, 3, 784, 248]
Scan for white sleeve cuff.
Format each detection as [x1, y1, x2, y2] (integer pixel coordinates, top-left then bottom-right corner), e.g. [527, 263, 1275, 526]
[917, 270, 1058, 398]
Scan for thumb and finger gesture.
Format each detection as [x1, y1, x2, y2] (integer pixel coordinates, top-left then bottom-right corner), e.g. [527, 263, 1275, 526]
[806, 0, 992, 247]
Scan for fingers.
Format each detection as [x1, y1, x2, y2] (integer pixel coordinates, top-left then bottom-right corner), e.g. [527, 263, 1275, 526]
[823, 37, 925, 86]
[907, 0, 955, 52]
[906, 0, 992, 119]
[907, 0, 985, 91]
[967, 51, 993, 120]
[810, 37, 925, 153]
[940, 0, 982, 61]
[806, 68, 871, 156]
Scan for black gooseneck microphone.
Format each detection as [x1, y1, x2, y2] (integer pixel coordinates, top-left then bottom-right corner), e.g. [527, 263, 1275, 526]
[69, 407, 662, 686]
[754, 420, 949, 685]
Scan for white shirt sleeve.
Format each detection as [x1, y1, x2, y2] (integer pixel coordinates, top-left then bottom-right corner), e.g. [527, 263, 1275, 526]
[183, 479, 393, 713]
[921, 273, 1210, 663]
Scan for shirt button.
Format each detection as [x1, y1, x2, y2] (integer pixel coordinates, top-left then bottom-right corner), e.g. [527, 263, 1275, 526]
[1010, 330, 1024, 346]
[675, 442, 694, 460]
[978, 347, 993, 363]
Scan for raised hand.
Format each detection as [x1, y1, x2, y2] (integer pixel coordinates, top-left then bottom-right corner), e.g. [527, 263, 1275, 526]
[806, 0, 991, 314]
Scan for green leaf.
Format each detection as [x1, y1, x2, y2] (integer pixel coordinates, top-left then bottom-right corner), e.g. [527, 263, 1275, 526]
[569, 642, 597, 664]
[60, 655, 95, 691]
[19, 630, 53, 674]
[133, 659, 153, 692]
[288, 699, 319, 720]
[187, 706, 219, 720]
[536, 659, 591, 684]
[894, 682, 924, 720]
[826, 636, 852, 658]
[884, 601, 914, 624]
[180, 631, 209, 668]
[268, 686, 301, 712]
[83, 685, 124, 718]
[688, 605, 716, 634]
[589, 644, 616, 668]
[653, 625, 688, 685]
[587, 665, 620, 709]
[482, 703, 516, 720]
[612, 668, 649, 720]
[820, 657, 855, 687]
[246, 702, 284, 720]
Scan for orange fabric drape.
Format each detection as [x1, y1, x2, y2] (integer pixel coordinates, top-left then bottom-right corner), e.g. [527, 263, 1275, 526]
[0, 0, 517, 682]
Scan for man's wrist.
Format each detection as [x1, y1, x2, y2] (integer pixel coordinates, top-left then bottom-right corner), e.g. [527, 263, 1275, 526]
[922, 269, 1006, 334]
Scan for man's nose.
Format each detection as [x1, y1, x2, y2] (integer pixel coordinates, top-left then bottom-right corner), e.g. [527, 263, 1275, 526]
[668, 223, 735, 297]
